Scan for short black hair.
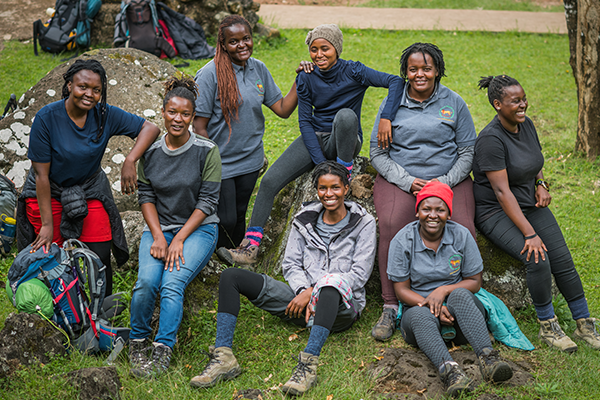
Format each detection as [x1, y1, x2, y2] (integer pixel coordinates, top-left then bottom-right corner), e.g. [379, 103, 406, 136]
[478, 75, 522, 107]
[400, 42, 446, 84]
[62, 59, 107, 143]
[163, 73, 198, 109]
[312, 160, 350, 189]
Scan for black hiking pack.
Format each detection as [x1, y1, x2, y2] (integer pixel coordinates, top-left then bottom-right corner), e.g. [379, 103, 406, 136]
[6, 240, 130, 356]
[33, 0, 102, 56]
[114, 0, 214, 60]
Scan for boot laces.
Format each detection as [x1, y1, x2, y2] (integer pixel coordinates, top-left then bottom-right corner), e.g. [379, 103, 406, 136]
[585, 319, 600, 338]
[199, 350, 221, 376]
[550, 320, 566, 337]
[289, 359, 311, 383]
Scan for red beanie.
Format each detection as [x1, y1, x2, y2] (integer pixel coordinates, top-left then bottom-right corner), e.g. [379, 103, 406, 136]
[415, 181, 454, 216]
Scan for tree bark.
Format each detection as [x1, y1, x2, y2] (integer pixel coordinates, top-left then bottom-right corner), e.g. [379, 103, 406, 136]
[566, 0, 600, 160]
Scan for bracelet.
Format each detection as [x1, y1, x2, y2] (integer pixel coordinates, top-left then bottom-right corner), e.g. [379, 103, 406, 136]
[524, 233, 538, 240]
[536, 179, 550, 192]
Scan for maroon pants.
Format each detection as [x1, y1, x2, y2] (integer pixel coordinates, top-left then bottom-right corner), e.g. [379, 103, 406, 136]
[373, 175, 476, 306]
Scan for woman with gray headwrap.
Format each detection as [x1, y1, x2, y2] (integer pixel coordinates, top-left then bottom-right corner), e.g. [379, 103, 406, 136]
[217, 23, 404, 267]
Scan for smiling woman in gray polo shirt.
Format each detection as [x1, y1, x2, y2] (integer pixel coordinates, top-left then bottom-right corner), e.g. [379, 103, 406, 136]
[369, 42, 477, 343]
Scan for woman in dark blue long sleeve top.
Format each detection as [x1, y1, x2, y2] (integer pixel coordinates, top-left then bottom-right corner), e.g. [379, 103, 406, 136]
[216, 23, 404, 266]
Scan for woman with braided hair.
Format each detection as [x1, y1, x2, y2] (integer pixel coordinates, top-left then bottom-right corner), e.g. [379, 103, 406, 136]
[370, 42, 477, 342]
[19, 59, 160, 295]
[193, 15, 299, 250]
[474, 74, 600, 353]
[128, 75, 221, 378]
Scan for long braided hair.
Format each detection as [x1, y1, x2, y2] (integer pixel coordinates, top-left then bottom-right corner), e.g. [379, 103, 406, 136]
[62, 59, 108, 143]
[399, 42, 446, 84]
[478, 75, 521, 107]
[163, 73, 198, 108]
[214, 15, 252, 140]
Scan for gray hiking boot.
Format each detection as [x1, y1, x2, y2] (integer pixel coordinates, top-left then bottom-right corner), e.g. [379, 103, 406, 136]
[538, 316, 578, 353]
[129, 338, 153, 378]
[216, 239, 259, 266]
[151, 343, 172, 377]
[371, 308, 396, 342]
[281, 351, 319, 396]
[439, 362, 473, 398]
[190, 346, 241, 388]
[477, 347, 513, 384]
[573, 317, 600, 349]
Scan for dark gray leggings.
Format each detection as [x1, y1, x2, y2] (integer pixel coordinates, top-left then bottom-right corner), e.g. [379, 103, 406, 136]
[248, 108, 360, 228]
[400, 288, 491, 368]
[476, 206, 586, 311]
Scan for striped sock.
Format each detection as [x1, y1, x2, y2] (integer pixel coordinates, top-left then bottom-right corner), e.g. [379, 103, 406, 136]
[215, 312, 237, 349]
[303, 325, 330, 356]
[244, 227, 263, 247]
[336, 157, 353, 178]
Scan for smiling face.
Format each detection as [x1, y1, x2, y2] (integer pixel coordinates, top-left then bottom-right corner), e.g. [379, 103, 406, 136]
[494, 85, 528, 133]
[223, 23, 253, 67]
[162, 96, 194, 143]
[317, 173, 349, 213]
[309, 38, 338, 71]
[406, 51, 438, 101]
[416, 197, 449, 240]
[67, 69, 102, 112]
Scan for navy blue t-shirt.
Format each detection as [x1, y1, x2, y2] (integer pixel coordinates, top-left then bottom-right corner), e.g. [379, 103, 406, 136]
[28, 100, 145, 187]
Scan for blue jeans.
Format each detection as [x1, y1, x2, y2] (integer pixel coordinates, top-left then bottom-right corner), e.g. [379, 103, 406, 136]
[130, 223, 218, 348]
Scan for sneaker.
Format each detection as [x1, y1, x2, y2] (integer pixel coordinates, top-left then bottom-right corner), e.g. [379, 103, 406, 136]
[538, 316, 578, 353]
[371, 308, 396, 342]
[190, 346, 241, 388]
[151, 343, 172, 377]
[573, 317, 600, 349]
[478, 347, 513, 384]
[281, 351, 319, 396]
[129, 338, 153, 378]
[216, 239, 259, 266]
[439, 362, 473, 398]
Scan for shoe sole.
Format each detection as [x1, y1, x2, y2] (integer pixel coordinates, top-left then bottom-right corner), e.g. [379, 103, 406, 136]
[371, 328, 394, 342]
[447, 381, 474, 398]
[487, 363, 513, 384]
[190, 367, 242, 388]
[281, 379, 317, 396]
[539, 335, 578, 353]
[572, 331, 600, 350]
[215, 247, 235, 266]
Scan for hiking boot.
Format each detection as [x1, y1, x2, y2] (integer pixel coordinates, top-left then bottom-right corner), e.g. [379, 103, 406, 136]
[129, 338, 153, 378]
[439, 362, 473, 398]
[573, 317, 600, 349]
[216, 239, 259, 266]
[371, 308, 396, 342]
[281, 351, 319, 396]
[477, 347, 513, 384]
[151, 343, 172, 377]
[190, 346, 241, 388]
[538, 316, 578, 353]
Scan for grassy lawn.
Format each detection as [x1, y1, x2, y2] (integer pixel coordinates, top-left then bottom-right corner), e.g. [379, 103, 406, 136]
[358, 0, 564, 12]
[1, 28, 600, 399]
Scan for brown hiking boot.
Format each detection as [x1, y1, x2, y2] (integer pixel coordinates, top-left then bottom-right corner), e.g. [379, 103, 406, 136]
[538, 316, 578, 353]
[190, 346, 241, 388]
[573, 317, 600, 349]
[371, 308, 396, 342]
[216, 239, 258, 266]
[439, 362, 473, 398]
[281, 352, 319, 396]
[477, 347, 513, 384]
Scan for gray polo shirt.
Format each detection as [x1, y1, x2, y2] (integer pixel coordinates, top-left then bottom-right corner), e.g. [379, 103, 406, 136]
[373, 84, 476, 180]
[387, 220, 483, 299]
[194, 58, 282, 179]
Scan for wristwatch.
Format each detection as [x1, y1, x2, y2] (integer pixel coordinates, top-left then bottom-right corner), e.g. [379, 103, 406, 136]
[536, 179, 550, 192]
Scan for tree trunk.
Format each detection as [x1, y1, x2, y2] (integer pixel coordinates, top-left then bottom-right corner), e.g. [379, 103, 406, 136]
[566, 0, 600, 160]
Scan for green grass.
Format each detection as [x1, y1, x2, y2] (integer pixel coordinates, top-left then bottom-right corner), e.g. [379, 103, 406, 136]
[359, 0, 564, 12]
[2, 28, 600, 399]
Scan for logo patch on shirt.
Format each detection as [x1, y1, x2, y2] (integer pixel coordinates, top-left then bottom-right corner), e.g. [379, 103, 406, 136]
[255, 79, 265, 94]
[448, 254, 462, 274]
[439, 106, 455, 119]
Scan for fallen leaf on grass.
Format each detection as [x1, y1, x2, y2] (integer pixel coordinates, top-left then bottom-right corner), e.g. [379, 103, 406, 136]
[264, 373, 273, 382]
[417, 388, 427, 394]
[289, 333, 299, 341]
[327, 395, 333, 400]
[374, 355, 384, 361]
[208, 310, 216, 314]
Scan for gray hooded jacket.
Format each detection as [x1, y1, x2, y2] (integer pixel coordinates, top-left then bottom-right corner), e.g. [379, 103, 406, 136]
[282, 200, 376, 314]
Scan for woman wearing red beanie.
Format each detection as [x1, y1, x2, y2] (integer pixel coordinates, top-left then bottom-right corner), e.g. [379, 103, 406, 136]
[387, 181, 512, 398]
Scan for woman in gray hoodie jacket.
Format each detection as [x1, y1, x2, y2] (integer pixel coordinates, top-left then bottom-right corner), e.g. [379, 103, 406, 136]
[190, 161, 376, 396]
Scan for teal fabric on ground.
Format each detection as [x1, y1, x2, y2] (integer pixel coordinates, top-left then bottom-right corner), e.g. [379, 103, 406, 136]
[396, 288, 534, 351]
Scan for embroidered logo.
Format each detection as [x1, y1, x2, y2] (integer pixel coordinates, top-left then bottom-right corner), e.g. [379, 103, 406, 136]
[255, 79, 265, 94]
[439, 106, 455, 119]
[448, 254, 462, 275]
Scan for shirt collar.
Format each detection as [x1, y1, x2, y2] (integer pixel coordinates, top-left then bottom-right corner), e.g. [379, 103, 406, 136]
[413, 221, 454, 253]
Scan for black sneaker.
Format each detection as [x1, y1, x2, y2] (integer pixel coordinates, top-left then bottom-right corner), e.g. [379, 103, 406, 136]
[440, 362, 473, 398]
[151, 343, 173, 377]
[129, 338, 153, 378]
[478, 347, 513, 384]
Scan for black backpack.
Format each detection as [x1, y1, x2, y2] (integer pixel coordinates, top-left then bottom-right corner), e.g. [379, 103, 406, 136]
[33, 0, 102, 56]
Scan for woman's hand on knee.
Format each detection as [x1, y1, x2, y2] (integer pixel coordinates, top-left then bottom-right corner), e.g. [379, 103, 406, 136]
[150, 235, 168, 261]
[165, 238, 185, 272]
[285, 287, 313, 319]
[419, 287, 448, 317]
[520, 236, 547, 263]
[440, 306, 454, 326]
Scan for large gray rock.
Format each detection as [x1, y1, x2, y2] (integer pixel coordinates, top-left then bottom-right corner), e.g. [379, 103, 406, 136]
[67, 366, 121, 400]
[0, 48, 177, 212]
